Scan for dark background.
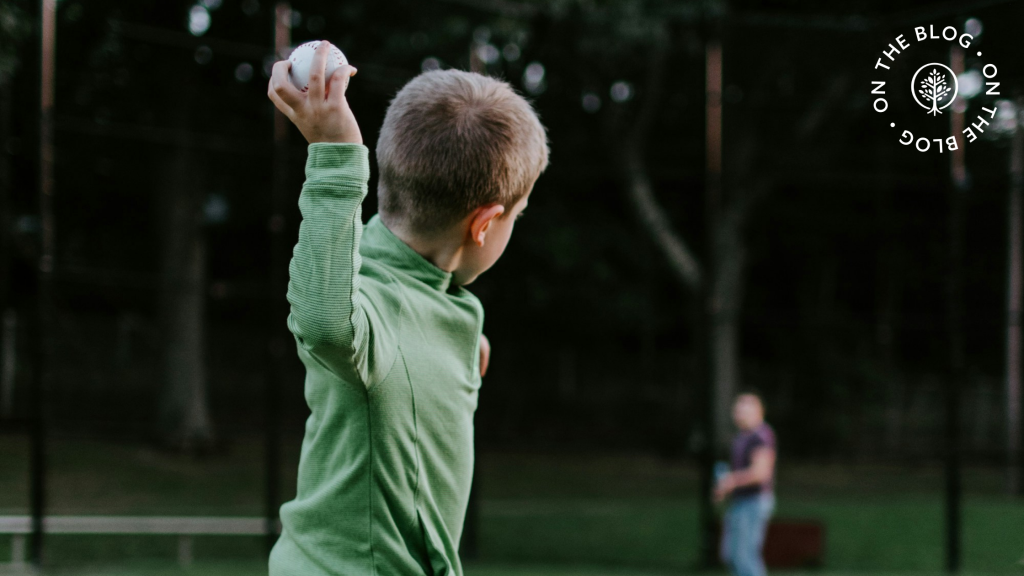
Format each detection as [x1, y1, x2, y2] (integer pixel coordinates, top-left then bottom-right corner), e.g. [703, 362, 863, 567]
[3, 0, 1020, 457]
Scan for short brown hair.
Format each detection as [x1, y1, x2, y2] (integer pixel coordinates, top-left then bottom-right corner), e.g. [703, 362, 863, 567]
[375, 69, 549, 234]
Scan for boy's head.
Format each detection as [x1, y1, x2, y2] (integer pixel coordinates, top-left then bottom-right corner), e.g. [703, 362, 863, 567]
[732, 391, 765, 431]
[376, 69, 549, 284]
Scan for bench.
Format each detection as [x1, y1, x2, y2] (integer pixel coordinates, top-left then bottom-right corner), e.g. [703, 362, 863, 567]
[763, 520, 826, 568]
[0, 516, 276, 567]
[718, 519, 826, 568]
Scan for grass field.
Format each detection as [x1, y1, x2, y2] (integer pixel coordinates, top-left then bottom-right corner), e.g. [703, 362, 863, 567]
[5, 561, 683, 575]
[1, 436, 1022, 574]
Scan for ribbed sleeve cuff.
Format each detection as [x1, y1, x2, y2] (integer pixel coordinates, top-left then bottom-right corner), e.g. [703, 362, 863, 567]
[305, 142, 371, 185]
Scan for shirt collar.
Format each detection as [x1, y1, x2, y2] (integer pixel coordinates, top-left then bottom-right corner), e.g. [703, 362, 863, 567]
[361, 214, 454, 292]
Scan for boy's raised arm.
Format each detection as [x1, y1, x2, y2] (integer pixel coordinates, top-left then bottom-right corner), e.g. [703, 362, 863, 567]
[269, 42, 389, 385]
[286, 143, 377, 381]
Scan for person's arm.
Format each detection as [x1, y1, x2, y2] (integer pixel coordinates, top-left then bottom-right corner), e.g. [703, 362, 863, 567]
[714, 447, 775, 501]
[269, 42, 393, 385]
[286, 144, 387, 384]
[727, 447, 776, 488]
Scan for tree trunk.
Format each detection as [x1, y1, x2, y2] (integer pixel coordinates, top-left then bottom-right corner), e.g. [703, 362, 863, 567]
[613, 23, 753, 454]
[710, 206, 746, 451]
[157, 114, 214, 452]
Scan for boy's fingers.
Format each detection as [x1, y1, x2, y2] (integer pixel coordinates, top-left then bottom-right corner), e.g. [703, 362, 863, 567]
[326, 65, 357, 106]
[267, 88, 295, 119]
[307, 41, 331, 102]
[269, 61, 303, 109]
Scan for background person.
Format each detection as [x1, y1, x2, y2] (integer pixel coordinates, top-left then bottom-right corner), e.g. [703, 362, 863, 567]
[715, 391, 778, 576]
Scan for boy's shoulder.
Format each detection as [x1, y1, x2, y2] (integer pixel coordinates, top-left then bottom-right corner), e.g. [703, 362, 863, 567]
[356, 257, 406, 313]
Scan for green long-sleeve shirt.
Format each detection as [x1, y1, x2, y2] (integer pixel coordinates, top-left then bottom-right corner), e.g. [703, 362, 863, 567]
[269, 143, 484, 576]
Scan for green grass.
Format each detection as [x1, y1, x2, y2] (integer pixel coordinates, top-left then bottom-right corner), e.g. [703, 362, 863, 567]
[4, 561, 681, 575]
[475, 498, 1024, 572]
[11, 565, 1024, 576]
[1, 436, 1023, 573]
[39, 561, 270, 576]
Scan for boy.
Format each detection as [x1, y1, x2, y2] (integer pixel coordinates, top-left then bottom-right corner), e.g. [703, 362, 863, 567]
[714, 391, 777, 576]
[266, 42, 548, 576]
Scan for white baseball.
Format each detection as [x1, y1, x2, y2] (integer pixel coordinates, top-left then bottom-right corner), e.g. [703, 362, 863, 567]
[287, 41, 348, 92]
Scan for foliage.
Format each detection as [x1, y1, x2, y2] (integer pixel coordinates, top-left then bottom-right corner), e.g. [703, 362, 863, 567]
[0, 0, 31, 84]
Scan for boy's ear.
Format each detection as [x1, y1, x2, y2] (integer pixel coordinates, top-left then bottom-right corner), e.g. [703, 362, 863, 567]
[469, 204, 505, 247]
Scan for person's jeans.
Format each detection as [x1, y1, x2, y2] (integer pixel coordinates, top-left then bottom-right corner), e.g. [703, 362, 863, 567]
[720, 493, 775, 576]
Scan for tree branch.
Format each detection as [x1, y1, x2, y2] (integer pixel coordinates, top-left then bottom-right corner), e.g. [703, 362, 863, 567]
[625, 147, 705, 290]
[434, 0, 542, 18]
[615, 23, 704, 292]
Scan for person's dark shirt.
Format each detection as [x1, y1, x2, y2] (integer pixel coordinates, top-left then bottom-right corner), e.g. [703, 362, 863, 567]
[730, 422, 776, 498]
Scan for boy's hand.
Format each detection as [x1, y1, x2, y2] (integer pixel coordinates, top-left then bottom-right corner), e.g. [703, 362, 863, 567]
[479, 334, 491, 377]
[268, 41, 362, 144]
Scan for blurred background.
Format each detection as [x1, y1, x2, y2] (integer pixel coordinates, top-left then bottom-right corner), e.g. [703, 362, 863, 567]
[1, 0, 1024, 574]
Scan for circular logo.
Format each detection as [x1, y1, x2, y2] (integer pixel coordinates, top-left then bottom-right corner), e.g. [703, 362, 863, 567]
[868, 24, 1005, 154]
[911, 63, 958, 116]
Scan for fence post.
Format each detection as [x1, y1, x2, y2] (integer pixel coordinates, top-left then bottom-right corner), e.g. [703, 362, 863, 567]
[177, 535, 193, 567]
[264, 1, 292, 556]
[31, 0, 57, 565]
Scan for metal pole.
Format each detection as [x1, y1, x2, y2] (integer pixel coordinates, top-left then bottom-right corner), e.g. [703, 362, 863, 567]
[0, 76, 11, 422]
[33, 0, 56, 565]
[460, 468, 480, 559]
[1008, 98, 1024, 497]
[464, 26, 487, 554]
[706, 44, 722, 236]
[944, 43, 966, 574]
[1, 310, 15, 418]
[469, 42, 484, 74]
[265, 1, 291, 554]
[700, 35, 722, 570]
[0, 73, 12, 312]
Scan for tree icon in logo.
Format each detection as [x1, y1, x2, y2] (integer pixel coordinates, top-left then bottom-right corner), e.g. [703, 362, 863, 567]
[911, 63, 958, 116]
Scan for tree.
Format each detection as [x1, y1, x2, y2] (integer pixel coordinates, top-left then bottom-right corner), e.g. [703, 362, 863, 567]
[153, 26, 215, 452]
[442, 0, 754, 456]
[156, 103, 215, 452]
[919, 68, 951, 116]
[0, 0, 31, 81]
[592, 2, 756, 455]
[0, 0, 31, 309]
